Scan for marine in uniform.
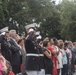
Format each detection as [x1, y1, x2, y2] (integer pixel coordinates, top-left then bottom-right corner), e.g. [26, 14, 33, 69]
[25, 28, 40, 75]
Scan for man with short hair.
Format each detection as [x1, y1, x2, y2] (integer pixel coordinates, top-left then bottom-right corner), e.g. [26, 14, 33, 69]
[9, 30, 21, 74]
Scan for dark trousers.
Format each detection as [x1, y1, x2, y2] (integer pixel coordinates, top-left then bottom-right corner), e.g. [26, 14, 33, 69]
[12, 65, 20, 74]
[62, 64, 67, 75]
[57, 69, 60, 75]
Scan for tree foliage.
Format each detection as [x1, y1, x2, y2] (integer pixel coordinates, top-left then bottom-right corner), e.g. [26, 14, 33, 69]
[60, 0, 76, 41]
[0, 0, 76, 41]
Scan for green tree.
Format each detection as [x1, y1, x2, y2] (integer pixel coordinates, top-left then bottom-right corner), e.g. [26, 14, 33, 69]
[0, 0, 9, 28]
[25, 0, 61, 38]
[7, 0, 30, 33]
[1, 0, 76, 41]
[60, 0, 76, 41]
[0, 0, 61, 38]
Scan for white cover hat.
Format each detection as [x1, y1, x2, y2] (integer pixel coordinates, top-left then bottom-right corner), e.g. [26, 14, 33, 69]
[25, 23, 37, 29]
[0, 27, 9, 33]
[28, 28, 34, 33]
[37, 35, 42, 39]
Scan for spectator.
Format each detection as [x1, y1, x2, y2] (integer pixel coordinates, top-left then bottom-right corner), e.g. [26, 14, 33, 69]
[50, 38, 59, 75]
[72, 42, 76, 73]
[58, 40, 64, 75]
[18, 38, 27, 75]
[65, 42, 72, 75]
[9, 30, 21, 74]
[61, 43, 68, 75]
[0, 53, 7, 75]
[43, 40, 53, 75]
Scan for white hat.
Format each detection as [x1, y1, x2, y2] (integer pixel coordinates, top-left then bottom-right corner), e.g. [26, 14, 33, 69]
[25, 23, 37, 29]
[0, 27, 9, 33]
[28, 28, 34, 33]
[0, 32, 6, 36]
[37, 35, 42, 39]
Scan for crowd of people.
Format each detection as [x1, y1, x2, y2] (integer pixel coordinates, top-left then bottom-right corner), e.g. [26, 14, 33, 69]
[0, 27, 76, 75]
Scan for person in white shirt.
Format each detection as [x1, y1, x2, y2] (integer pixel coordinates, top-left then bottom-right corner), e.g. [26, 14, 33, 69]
[57, 40, 63, 75]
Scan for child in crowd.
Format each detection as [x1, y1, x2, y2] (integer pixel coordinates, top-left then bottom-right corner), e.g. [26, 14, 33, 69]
[0, 53, 14, 75]
[0, 53, 7, 75]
